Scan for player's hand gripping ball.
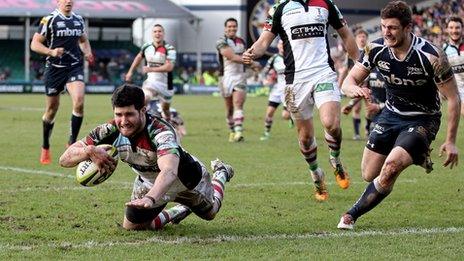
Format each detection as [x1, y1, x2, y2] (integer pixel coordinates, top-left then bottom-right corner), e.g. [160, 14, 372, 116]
[76, 145, 118, 186]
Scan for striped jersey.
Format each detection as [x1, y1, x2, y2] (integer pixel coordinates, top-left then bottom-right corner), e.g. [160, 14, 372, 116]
[443, 42, 464, 90]
[216, 35, 246, 76]
[263, 53, 286, 86]
[140, 42, 176, 86]
[264, 0, 345, 84]
[38, 9, 86, 66]
[359, 34, 454, 116]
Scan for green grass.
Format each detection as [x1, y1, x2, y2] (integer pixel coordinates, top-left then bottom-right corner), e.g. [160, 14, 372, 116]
[0, 94, 463, 259]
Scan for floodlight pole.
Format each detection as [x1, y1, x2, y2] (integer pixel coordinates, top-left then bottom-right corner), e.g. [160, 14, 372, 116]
[194, 18, 202, 81]
[24, 16, 31, 82]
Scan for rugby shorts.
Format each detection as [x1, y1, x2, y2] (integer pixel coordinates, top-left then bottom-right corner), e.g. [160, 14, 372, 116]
[268, 82, 285, 104]
[218, 74, 247, 97]
[125, 161, 215, 224]
[366, 109, 440, 165]
[44, 63, 84, 96]
[143, 80, 174, 104]
[284, 72, 341, 120]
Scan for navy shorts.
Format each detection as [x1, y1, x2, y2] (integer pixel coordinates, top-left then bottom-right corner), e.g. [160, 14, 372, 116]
[44, 63, 84, 96]
[366, 109, 440, 165]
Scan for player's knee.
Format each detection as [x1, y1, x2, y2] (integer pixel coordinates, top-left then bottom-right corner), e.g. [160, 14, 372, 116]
[198, 211, 216, 221]
[320, 117, 340, 135]
[379, 160, 400, 188]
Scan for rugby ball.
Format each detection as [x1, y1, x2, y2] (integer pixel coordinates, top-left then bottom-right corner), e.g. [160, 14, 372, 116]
[76, 145, 119, 186]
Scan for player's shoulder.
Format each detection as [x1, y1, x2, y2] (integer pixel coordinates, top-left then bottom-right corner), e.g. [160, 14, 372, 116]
[141, 42, 153, 51]
[164, 42, 176, 51]
[40, 11, 57, 25]
[216, 35, 229, 49]
[413, 35, 442, 58]
[364, 37, 386, 56]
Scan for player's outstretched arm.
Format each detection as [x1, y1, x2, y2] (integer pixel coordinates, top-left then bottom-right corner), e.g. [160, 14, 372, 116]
[341, 63, 371, 100]
[125, 153, 180, 209]
[243, 31, 276, 65]
[143, 60, 175, 74]
[59, 141, 117, 174]
[220, 45, 246, 64]
[438, 77, 460, 169]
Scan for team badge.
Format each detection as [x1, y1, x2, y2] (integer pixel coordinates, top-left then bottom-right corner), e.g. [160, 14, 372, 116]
[248, 0, 279, 55]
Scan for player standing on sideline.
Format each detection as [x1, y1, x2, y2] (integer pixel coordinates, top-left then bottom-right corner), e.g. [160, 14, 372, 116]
[125, 24, 176, 122]
[260, 40, 292, 141]
[243, 0, 359, 201]
[340, 29, 369, 140]
[59, 84, 234, 230]
[443, 16, 464, 116]
[31, 0, 93, 165]
[216, 18, 258, 142]
[337, 1, 460, 230]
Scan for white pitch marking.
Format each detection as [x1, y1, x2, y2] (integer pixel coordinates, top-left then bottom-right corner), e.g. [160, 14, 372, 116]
[0, 165, 418, 192]
[1, 227, 463, 251]
[0, 106, 43, 112]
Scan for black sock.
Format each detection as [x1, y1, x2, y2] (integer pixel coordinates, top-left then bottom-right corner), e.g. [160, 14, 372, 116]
[69, 114, 83, 144]
[42, 120, 54, 149]
[353, 118, 361, 136]
[347, 181, 390, 221]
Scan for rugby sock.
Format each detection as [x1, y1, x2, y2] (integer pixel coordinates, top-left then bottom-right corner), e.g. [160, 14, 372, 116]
[152, 205, 191, 230]
[346, 177, 391, 221]
[353, 118, 361, 136]
[264, 117, 273, 133]
[365, 118, 372, 135]
[227, 118, 234, 132]
[325, 131, 342, 161]
[233, 109, 244, 133]
[69, 113, 83, 145]
[300, 138, 321, 181]
[42, 119, 55, 149]
[211, 169, 228, 214]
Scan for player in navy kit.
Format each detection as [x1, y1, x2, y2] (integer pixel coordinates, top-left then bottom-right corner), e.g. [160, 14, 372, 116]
[31, 0, 93, 165]
[337, 1, 460, 230]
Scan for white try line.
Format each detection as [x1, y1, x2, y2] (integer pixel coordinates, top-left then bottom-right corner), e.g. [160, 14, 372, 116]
[0, 165, 418, 192]
[1, 226, 463, 251]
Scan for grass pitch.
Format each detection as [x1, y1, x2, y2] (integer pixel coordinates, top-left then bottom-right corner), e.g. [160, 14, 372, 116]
[0, 94, 463, 259]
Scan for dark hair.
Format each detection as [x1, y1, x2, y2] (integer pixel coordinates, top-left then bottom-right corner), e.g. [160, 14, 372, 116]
[224, 18, 238, 27]
[447, 16, 463, 27]
[153, 24, 164, 30]
[111, 84, 145, 110]
[380, 1, 412, 28]
[354, 28, 368, 37]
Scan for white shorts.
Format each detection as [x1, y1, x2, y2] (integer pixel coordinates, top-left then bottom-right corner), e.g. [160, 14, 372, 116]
[269, 82, 285, 104]
[219, 74, 247, 97]
[284, 72, 341, 120]
[143, 80, 174, 103]
[131, 161, 214, 213]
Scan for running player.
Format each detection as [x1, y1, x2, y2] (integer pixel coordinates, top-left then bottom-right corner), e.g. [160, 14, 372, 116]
[216, 18, 258, 142]
[337, 1, 460, 230]
[243, 0, 359, 201]
[443, 16, 464, 116]
[260, 40, 292, 141]
[31, 0, 93, 165]
[59, 84, 234, 230]
[125, 24, 176, 122]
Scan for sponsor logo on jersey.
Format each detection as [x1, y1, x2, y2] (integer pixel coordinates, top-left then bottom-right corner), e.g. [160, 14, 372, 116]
[407, 66, 423, 76]
[56, 28, 83, 37]
[290, 23, 325, 40]
[377, 61, 390, 71]
[56, 21, 66, 28]
[383, 73, 428, 86]
[73, 21, 81, 27]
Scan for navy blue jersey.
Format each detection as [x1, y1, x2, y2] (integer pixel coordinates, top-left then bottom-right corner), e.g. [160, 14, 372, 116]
[38, 10, 86, 66]
[367, 69, 386, 105]
[359, 34, 453, 116]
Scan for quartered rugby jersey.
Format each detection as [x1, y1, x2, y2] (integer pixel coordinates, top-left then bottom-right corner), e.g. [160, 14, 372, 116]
[216, 35, 246, 76]
[264, 0, 345, 84]
[82, 115, 200, 189]
[360, 34, 454, 116]
[141, 42, 176, 86]
[38, 10, 86, 66]
[264, 53, 286, 85]
[443, 42, 464, 89]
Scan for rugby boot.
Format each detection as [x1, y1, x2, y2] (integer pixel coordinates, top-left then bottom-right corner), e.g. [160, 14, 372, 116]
[260, 131, 270, 141]
[228, 132, 235, 142]
[233, 131, 244, 142]
[211, 158, 234, 182]
[337, 213, 355, 230]
[40, 148, 51, 165]
[330, 157, 350, 189]
[314, 179, 329, 201]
